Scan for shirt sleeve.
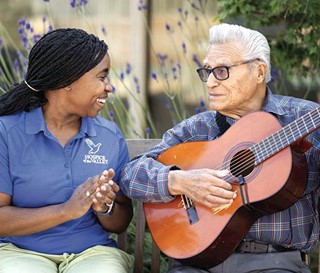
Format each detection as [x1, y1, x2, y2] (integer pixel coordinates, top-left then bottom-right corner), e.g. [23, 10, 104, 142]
[112, 126, 130, 195]
[119, 118, 198, 203]
[0, 120, 12, 195]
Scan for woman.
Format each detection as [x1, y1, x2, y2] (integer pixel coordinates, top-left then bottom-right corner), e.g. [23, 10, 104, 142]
[0, 28, 134, 273]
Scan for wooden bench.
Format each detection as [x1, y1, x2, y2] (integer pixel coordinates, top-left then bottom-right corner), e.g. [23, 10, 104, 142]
[117, 139, 167, 273]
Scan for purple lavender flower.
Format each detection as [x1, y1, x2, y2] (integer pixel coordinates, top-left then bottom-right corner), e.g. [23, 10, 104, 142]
[200, 99, 207, 111]
[134, 76, 140, 93]
[145, 127, 151, 139]
[182, 42, 187, 54]
[190, 2, 200, 11]
[101, 25, 107, 36]
[165, 23, 172, 32]
[70, 0, 76, 8]
[151, 72, 158, 81]
[0, 37, 3, 48]
[157, 53, 168, 66]
[79, 0, 88, 6]
[120, 70, 125, 80]
[172, 66, 178, 80]
[199, 99, 205, 108]
[25, 22, 31, 30]
[13, 59, 20, 72]
[162, 98, 173, 112]
[18, 18, 26, 26]
[33, 34, 41, 44]
[126, 63, 132, 75]
[22, 37, 28, 49]
[108, 111, 114, 121]
[137, 0, 148, 11]
[192, 54, 202, 68]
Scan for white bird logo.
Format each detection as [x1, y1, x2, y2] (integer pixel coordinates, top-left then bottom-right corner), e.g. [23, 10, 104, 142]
[84, 138, 102, 154]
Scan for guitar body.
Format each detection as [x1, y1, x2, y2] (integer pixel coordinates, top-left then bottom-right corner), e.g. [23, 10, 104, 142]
[143, 111, 308, 268]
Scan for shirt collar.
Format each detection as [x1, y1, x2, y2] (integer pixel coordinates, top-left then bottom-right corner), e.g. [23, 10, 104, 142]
[25, 107, 97, 137]
[262, 87, 286, 116]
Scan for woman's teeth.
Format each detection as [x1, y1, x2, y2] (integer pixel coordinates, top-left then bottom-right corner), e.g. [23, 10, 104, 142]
[97, 98, 106, 104]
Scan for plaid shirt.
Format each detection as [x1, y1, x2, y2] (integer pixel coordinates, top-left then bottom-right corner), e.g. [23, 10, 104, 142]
[120, 89, 320, 252]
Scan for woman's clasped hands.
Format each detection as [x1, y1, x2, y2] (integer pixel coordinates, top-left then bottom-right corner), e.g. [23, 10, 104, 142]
[66, 168, 119, 219]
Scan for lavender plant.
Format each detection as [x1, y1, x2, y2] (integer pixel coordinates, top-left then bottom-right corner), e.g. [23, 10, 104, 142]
[0, 0, 215, 140]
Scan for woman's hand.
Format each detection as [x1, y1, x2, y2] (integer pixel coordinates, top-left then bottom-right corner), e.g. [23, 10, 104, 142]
[64, 170, 109, 219]
[91, 169, 119, 213]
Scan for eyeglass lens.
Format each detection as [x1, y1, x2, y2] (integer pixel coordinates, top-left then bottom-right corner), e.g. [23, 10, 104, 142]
[197, 66, 229, 82]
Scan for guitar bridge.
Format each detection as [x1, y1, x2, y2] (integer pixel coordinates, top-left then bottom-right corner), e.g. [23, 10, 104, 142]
[181, 195, 199, 225]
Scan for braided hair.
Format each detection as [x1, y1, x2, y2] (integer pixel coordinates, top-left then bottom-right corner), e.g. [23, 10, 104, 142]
[0, 28, 108, 116]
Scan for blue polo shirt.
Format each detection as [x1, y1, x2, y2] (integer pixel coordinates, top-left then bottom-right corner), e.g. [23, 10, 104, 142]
[0, 107, 130, 254]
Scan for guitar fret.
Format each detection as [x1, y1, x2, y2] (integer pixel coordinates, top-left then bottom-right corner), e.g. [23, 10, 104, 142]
[252, 108, 320, 165]
[282, 127, 290, 148]
[288, 124, 295, 144]
[302, 117, 309, 134]
[310, 111, 316, 128]
[294, 119, 304, 138]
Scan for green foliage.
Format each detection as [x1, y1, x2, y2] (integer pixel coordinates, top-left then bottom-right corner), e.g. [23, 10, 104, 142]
[217, 0, 320, 79]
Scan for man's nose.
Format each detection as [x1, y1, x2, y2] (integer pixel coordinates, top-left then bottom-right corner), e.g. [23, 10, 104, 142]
[206, 73, 219, 88]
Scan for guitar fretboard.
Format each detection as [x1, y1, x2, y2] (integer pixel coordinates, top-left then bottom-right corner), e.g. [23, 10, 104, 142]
[251, 108, 320, 164]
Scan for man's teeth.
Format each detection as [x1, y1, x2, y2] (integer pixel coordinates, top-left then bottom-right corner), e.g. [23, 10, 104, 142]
[97, 98, 106, 103]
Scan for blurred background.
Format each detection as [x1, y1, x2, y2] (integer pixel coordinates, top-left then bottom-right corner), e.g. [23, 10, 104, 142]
[1, 0, 319, 139]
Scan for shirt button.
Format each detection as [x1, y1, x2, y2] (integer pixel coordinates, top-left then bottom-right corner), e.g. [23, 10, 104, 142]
[64, 163, 69, 168]
[66, 174, 70, 180]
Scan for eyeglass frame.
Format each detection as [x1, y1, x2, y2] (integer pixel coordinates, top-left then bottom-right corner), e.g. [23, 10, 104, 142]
[196, 58, 261, 82]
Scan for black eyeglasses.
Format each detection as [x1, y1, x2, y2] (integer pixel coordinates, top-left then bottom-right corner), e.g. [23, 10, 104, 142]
[196, 58, 261, 82]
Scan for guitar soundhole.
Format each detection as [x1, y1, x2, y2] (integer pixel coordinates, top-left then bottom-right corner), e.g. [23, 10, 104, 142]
[230, 149, 255, 177]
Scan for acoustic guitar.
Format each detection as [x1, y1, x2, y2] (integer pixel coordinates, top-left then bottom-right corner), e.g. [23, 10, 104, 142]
[144, 109, 320, 269]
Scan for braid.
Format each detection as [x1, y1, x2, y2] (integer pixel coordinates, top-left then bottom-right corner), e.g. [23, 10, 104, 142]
[0, 28, 108, 116]
[0, 84, 46, 115]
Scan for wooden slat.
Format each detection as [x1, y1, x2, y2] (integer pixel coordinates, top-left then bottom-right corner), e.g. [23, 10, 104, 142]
[125, 139, 163, 273]
[134, 201, 147, 273]
[126, 139, 161, 159]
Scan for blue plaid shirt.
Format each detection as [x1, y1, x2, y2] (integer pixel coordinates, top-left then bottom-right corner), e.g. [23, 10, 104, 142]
[120, 89, 320, 252]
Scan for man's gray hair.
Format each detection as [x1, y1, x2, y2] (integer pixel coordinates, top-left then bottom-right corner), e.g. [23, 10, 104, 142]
[209, 24, 271, 83]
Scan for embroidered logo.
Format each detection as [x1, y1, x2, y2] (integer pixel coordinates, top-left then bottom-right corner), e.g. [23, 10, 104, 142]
[84, 138, 101, 154]
[83, 138, 108, 164]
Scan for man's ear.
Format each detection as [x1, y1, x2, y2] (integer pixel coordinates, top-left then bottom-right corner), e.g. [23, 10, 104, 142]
[257, 62, 267, 83]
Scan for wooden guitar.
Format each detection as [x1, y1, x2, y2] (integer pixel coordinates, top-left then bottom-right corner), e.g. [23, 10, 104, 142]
[144, 109, 320, 269]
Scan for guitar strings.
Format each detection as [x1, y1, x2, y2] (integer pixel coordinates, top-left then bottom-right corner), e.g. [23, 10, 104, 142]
[230, 114, 319, 180]
[208, 110, 320, 184]
[180, 109, 319, 213]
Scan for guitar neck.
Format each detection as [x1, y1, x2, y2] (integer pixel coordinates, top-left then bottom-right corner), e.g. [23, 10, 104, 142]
[253, 108, 320, 164]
